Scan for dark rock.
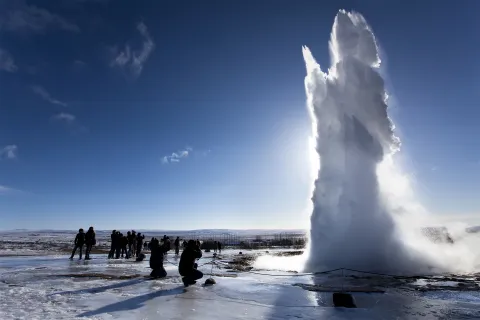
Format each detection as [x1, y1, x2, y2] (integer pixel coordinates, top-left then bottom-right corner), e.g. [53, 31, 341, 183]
[333, 292, 356, 308]
[205, 278, 216, 285]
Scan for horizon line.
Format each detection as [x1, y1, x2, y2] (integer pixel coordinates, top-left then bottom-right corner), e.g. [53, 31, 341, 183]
[0, 228, 309, 232]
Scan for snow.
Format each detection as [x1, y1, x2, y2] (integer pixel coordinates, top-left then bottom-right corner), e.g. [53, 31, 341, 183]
[1, 249, 480, 319]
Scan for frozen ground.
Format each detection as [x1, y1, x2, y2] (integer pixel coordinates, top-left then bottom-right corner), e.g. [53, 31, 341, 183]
[0, 230, 305, 256]
[1, 249, 480, 319]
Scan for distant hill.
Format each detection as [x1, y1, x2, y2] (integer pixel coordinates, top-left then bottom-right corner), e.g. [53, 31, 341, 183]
[466, 226, 480, 233]
[0, 228, 307, 236]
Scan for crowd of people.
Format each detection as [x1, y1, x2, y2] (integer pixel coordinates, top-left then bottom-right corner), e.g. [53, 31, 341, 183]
[69, 229, 223, 287]
[108, 230, 145, 260]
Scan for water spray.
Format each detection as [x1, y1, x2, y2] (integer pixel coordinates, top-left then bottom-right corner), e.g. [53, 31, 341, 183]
[304, 10, 479, 274]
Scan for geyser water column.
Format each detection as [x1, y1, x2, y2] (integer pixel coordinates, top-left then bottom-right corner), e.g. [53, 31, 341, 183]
[304, 10, 427, 273]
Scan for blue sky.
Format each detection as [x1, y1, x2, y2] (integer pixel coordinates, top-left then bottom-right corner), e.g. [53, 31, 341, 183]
[0, 0, 479, 230]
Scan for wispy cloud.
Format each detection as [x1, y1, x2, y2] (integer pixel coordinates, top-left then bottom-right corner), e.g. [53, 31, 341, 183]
[0, 145, 18, 159]
[0, 185, 15, 195]
[110, 22, 155, 79]
[0, 1, 80, 34]
[162, 147, 192, 164]
[32, 85, 67, 107]
[52, 112, 75, 123]
[0, 185, 13, 194]
[0, 185, 25, 196]
[0, 48, 17, 72]
[51, 112, 87, 134]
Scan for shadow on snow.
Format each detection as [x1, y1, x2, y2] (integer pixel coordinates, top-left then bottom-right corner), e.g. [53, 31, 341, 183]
[50, 278, 148, 296]
[77, 286, 186, 317]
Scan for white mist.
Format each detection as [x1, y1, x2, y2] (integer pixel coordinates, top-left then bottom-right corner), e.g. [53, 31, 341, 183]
[304, 10, 479, 274]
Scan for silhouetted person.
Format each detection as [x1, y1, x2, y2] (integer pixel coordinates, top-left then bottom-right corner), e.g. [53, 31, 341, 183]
[217, 241, 222, 254]
[165, 237, 171, 253]
[108, 230, 117, 259]
[85, 227, 96, 260]
[179, 240, 203, 286]
[115, 232, 122, 259]
[121, 235, 129, 258]
[136, 233, 145, 257]
[127, 231, 134, 257]
[132, 231, 137, 257]
[174, 237, 180, 255]
[214, 241, 218, 253]
[149, 238, 168, 278]
[148, 237, 155, 250]
[182, 240, 187, 249]
[196, 239, 201, 249]
[70, 228, 85, 260]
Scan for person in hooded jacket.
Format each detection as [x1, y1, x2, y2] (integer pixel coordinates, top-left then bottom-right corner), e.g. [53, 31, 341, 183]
[179, 240, 203, 286]
[85, 226, 96, 260]
[70, 228, 85, 260]
[149, 238, 168, 278]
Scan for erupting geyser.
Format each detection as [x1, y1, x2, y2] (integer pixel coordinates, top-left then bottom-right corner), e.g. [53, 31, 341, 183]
[304, 10, 431, 273]
[254, 10, 479, 275]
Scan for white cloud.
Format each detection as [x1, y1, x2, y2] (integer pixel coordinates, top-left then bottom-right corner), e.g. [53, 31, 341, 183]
[0, 48, 17, 72]
[32, 85, 67, 107]
[0, 185, 14, 194]
[0, 185, 12, 193]
[1, 145, 18, 159]
[162, 147, 191, 164]
[51, 112, 88, 134]
[52, 112, 75, 123]
[0, 185, 24, 196]
[110, 22, 155, 78]
[0, 1, 80, 34]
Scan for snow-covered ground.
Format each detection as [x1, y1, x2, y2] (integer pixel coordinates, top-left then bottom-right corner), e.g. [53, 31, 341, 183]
[0, 230, 305, 256]
[1, 249, 479, 319]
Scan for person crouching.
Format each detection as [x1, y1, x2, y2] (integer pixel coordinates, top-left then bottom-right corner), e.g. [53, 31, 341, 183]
[179, 240, 203, 286]
[149, 238, 167, 279]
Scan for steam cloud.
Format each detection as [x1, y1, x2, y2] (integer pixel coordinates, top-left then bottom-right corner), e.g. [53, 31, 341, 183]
[304, 11, 436, 273]
[253, 10, 479, 275]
